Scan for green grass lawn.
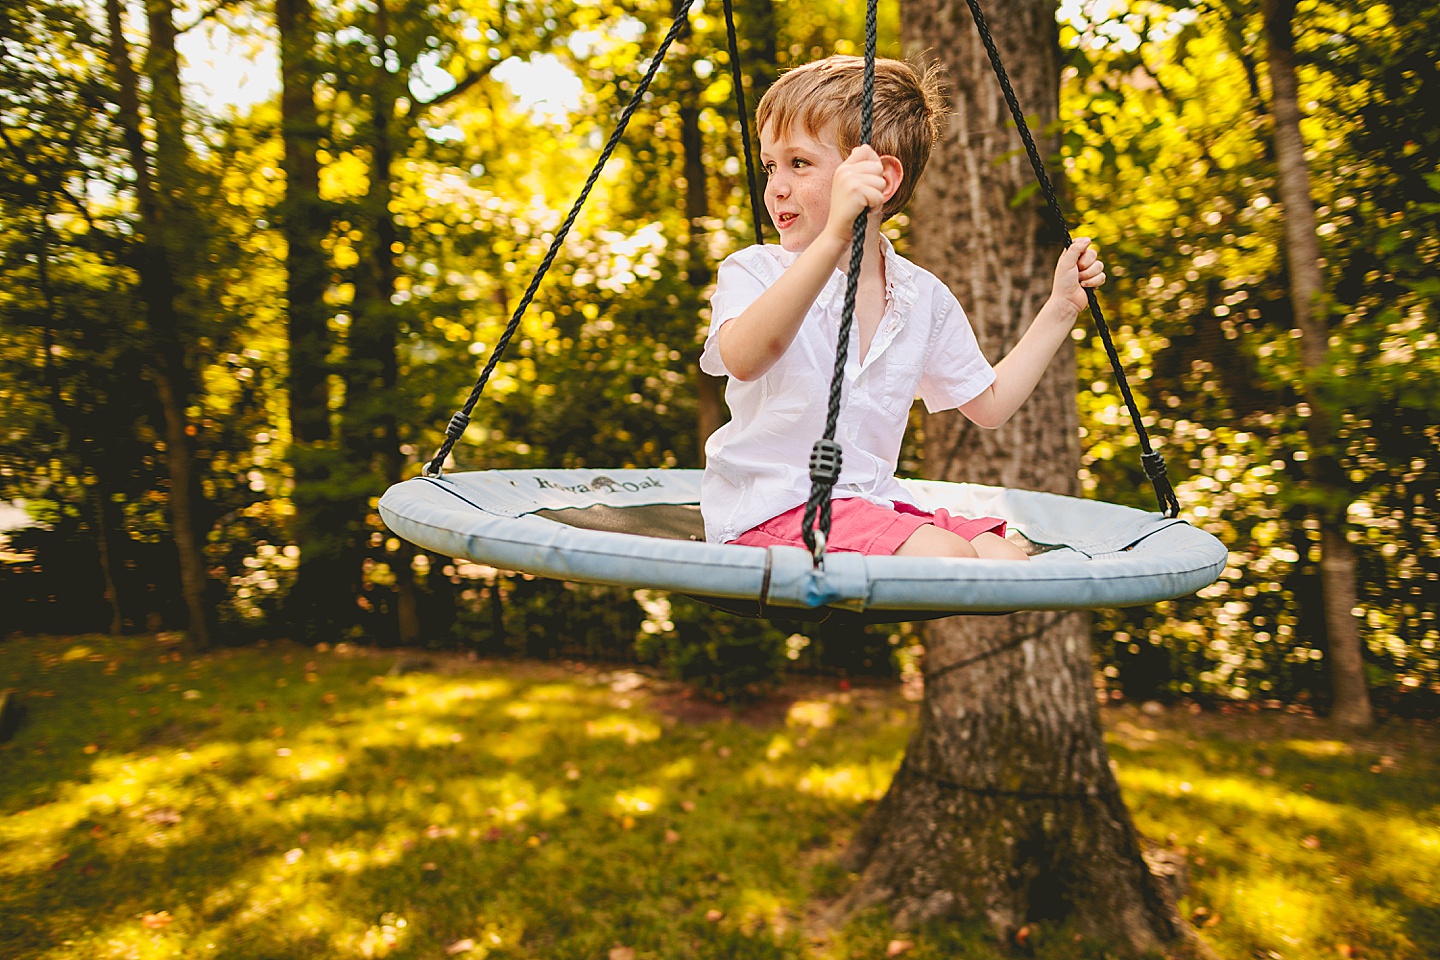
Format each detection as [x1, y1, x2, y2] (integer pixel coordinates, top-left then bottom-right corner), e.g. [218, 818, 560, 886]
[2, 632, 1436, 960]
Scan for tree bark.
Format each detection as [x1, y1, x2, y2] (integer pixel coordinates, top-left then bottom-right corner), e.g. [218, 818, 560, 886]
[93, 489, 124, 634]
[698, 0, 776, 461]
[837, 2, 1212, 954]
[277, 0, 354, 640]
[1261, 0, 1372, 727]
[35, 198, 128, 634]
[347, 0, 420, 644]
[104, 0, 212, 647]
[674, 1, 724, 462]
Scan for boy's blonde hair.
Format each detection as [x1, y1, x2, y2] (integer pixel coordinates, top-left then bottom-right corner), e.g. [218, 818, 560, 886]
[756, 55, 949, 219]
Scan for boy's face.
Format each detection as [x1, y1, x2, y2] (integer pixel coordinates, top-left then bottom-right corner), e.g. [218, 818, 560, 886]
[759, 121, 848, 253]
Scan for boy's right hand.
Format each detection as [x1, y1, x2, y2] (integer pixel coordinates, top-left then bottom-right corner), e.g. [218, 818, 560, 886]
[826, 145, 888, 240]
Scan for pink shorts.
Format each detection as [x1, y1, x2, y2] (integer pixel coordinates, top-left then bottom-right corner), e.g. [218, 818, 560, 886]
[732, 498, 1007, 556]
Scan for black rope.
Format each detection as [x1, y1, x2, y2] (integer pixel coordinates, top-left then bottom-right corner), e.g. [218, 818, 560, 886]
[800, 0, 880, 565]
[921, 612, 1070, 684]
[425, 1, 697, 477]
[722, 0, 764, 244]
[915, 765, 1120, 801]
[962, 0, 1179, 518]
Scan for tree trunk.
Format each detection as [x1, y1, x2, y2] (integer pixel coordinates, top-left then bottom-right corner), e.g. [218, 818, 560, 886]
[1260, 0, 1372, 727]
[35, 201, 128, 634]
[676, 1, 723, 462]
[93, 489, 124, 634]
[697, 0, 776, 461]
[837, 2, 1211, 954]
[104, 0, 212, 648]
[341, 0, 420, 644]
[277, 0, 354, 641]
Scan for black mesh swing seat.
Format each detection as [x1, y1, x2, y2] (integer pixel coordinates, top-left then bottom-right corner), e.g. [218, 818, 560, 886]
[380, 0, 1227, 620]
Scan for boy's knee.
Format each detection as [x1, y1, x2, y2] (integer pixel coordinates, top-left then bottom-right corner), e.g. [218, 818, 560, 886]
[971, 531, 1029, 561]
[895, 524, 978, 559]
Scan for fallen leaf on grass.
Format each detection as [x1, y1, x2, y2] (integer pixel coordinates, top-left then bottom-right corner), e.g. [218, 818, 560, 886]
[664, 829, 681, 844]
[680, 800, 696, 813]
[705, 909, 723, 922]
[609, 947, 635, 960]
[142, 912, 172, 929]
[445, 939, 475, 955]
[83, 744, 99, 754]
[143, 808, 182, 826]
[1302, 835, 1321, 850]
[886, 940, 913, 958]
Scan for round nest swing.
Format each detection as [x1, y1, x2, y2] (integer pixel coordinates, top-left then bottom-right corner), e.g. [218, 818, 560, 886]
[379, 0, 1226, 623]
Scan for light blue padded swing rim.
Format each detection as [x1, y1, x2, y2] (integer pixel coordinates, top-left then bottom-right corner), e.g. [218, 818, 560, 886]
[379, 469, 1226, 614]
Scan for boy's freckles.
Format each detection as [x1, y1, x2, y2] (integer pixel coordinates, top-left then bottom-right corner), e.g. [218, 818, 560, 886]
[759, 122, 847, 252]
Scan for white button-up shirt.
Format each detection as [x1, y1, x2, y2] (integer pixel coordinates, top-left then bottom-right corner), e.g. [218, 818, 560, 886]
[699, 239, 996, 544]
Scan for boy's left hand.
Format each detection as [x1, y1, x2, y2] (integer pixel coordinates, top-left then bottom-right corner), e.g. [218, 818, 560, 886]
[1052, 237, 1106, 313]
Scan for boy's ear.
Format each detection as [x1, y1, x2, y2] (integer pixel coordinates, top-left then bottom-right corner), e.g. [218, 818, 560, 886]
[879, 155, 905, 203]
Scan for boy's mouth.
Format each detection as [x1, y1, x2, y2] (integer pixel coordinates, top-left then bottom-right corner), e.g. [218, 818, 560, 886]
[776, 212, 798, 228]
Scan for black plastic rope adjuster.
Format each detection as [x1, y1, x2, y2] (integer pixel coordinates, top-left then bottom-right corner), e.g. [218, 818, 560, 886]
[445, 411, 471, 440]
[425, 411, 472, 477]
[809, 439, 843, 483]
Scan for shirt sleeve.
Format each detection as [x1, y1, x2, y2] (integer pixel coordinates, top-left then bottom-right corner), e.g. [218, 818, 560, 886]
[699, 250, 771, 377]
[918, 291, 996, 413]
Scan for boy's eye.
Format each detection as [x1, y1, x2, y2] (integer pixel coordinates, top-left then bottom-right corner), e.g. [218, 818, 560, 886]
[792, 158, 809, 168]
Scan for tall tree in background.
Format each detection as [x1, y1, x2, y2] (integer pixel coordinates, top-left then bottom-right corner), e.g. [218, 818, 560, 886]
[839, 1, 1208, 953]
[277, 0, 348, 640]
[341, 0, 420, 642]
[104, 0, 213, 647]
[0, 1, 128, 634]
[1261, 0, 1372, 727]
[696, 0, 778, 458]
[680, 0, 721, 459]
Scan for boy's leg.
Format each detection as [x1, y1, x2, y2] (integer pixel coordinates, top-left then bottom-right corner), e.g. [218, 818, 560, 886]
[895, 524, 978, 558]
[895, 526, 1028, 561]
[971, 531, 1029, 561]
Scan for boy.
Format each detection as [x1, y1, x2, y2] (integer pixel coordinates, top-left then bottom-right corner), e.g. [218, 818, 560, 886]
[699, 55, 1106, 560]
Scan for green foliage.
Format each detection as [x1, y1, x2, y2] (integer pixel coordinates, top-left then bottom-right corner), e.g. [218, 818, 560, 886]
[2, 0, 1437, 710]
[1060, 0, 1440, 710]
[634, 593, 790, 701]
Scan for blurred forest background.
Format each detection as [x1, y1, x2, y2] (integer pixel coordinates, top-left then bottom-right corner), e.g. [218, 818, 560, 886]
[1, 0, 1435, 716]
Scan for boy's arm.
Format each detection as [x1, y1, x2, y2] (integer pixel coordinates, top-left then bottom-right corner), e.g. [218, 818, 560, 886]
[717, 146, 891, 381]
[716, 230, 850, 381]
[960, 238, 1105, 428]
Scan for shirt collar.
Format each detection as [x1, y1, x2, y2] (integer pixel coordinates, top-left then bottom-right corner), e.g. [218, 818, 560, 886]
[879, 233, 919, 310]
[773, 232, 920, 314]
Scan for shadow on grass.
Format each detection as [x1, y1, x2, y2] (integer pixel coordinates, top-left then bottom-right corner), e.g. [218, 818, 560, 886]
[1, 635, 894, 958]
[2, 635, 1437, 960]
[1106, 711, 1440, 960]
